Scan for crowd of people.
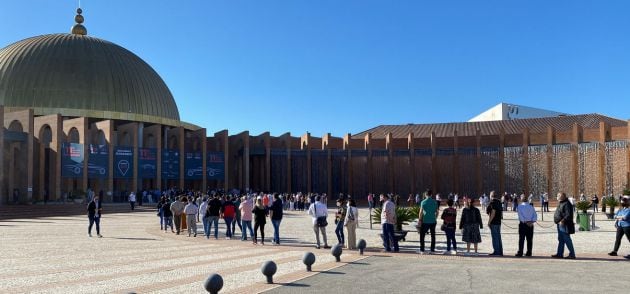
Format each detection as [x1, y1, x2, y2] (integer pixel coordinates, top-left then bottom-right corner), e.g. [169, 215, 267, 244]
[86, 188, 630, 260]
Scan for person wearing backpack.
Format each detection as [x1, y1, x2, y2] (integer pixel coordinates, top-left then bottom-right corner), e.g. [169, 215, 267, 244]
[344, 199, 359, 249]
[441, 199, 457, 255]
[221, 196, 236, 240]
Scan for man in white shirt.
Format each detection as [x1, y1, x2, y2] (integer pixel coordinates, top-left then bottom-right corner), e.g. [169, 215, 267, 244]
[381, 194, 399, 252]
[516, 194, 537, 257]
[308, 195, 329, 249]
[184, 198, 199, 237]
[199, 197, 209, 238]
[128, 192, 136, 211]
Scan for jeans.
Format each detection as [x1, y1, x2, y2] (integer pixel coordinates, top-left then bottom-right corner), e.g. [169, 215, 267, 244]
[518, 223, 534, 255]
[164, 216, 173, 231]
[202, 217, 211, 237]
[420, 223, 436, 252]
[254, 222, 265, 243]
[224, 217, 233, 238]
[271, 219, 281, 244]
[232, 216, 242, 234]
[159, 210, 164, 229]
[444, 227, 456, 251]
[490, 224, 503, 255]
[335, 220, 345, 244]
[207, 216, 219, 238]
[556, 224, 576, 257]
[130, 201, 135, 210]
[613, 226, 630, 252]
[88, 215, 100, 235]
[382, 223, 399, 252]
[241, 220, 254, 240]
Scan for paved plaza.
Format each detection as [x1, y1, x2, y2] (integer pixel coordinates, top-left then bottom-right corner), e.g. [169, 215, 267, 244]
[1, 203, 629, 293]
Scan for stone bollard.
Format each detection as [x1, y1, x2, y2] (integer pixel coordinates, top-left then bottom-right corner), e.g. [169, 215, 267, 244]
[261, 261, 277, 284]
[302, 252, 316, 271]
[357, 239, 367, 255]
[204, 273, 223, 294]
[331, 244, 343, 262]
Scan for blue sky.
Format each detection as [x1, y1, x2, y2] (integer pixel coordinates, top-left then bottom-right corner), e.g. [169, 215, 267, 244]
[1, 0, 629, 137]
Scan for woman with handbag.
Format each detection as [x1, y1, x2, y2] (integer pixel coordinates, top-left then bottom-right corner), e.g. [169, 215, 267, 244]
[441, 199, 458, 255]
[252, 197, 268, 245]
[344, 199, 359, 249]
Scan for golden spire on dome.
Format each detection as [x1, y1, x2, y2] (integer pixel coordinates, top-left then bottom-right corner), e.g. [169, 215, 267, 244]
[71, 8, 87, 35]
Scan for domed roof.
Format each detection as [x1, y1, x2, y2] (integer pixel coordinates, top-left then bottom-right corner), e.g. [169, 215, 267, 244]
[0, 33, 181, 125]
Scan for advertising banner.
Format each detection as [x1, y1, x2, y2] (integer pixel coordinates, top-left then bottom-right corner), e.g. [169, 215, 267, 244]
[206, 152, 224, 180]
[138, 148, 157, 179]
[87, 144, 108, 178]
[61, 143, 84, 178]
[162, 149, 180, 179]
[184, 152, 203, 180]
[114, 146, 134, 179]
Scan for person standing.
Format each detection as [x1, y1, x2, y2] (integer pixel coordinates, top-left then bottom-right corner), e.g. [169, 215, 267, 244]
[344, 199, 359, 250]
[454, 194, 460, 209]
[516, 194, 537, 257]
[232, 196, 243, 236]
[205, 195, 222, 239]
[552, 192, 576, 259]
[252, 197, 268, 245]
[87, 195, 103, 238]
[367, 193, 374, 209]
[239, 196, 254, 241]
[460, 198, 482, 256]
[440, 199, 457, 255]
[381, 194, 399, 252]
[269, 193, 284, 245]
[487, 191, 503, 256]
[608, 195, 630, 259]
[184, 198, 198, 237]
[199, 197, 209, 238]
[128, 192, 136, 211]
[418, 190, 438, 254]
[162, 199, 174, 233]
[221, 196, 236, 239]
[334, 199, 347, 246]
[308, 195, 330, 249]
[592, 194, 599, 213]
[170, 196, 185, 235]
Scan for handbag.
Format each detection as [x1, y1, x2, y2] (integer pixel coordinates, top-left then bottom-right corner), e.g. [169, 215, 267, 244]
[440, 223, 447, 231]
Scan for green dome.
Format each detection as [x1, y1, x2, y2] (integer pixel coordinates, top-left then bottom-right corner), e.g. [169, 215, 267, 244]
[0, 33, 180, 125]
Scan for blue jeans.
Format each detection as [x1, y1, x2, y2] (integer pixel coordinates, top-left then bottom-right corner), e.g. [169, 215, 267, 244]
[88, 215, 100, 235]
[241, 220, 254, 240]
[271, 219, 282, 244]
[207, 216, 219, 238]
[224, 217, 233, 238]
[490, 224, 503, 255]
[335, 220, 345, 244]
[382, 223, 399, 251]
[556, 224, 576, 257]
[444, 227, 456, 251]
[164, 216, 173, 231]
[202, 217, 211, 237]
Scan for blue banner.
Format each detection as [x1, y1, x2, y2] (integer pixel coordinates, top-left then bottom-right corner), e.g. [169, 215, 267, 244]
[87, 144, 108, 178]
[185, 152, 203, 180]
[207, 152, 224, 180]
[61, 143, 84, 178]
[138, 148, 157, 179]
[162, 149, 180, 179]
[114, 146, 134, 179]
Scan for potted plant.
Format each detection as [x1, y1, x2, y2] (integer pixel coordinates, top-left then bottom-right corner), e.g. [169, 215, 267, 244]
[372, 205, 419, 242]
[575, 200, 591, 231]
[603, 197, 620, 220]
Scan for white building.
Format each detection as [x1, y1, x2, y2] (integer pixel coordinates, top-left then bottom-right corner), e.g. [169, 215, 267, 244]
[469, 103, 568, 122]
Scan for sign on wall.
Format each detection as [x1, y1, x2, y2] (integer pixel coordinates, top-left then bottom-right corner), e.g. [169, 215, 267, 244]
[61, 143, 84, 178]
[207, 152, 224, 180]
[114, 147, 134, 179]
[184, 152, 203, 180]
[162, 149, 180, 179]
[87, 144, 109, 178]
[138, 148, 157, 179]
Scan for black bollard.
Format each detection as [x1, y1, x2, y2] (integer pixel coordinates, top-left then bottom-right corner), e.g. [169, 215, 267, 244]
[331, 244, 343, 262]
[302, 252, 316, 271]
[261, 261, 277, 284]
[357, 239, 367, 255]
[204, 273, 223, 294]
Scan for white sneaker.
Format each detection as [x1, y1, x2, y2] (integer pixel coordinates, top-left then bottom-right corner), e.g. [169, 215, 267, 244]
[97, 234, 103, 238]
[450, 250, 457, 255]
[443, 251, 450, 255]
[88, 233, 92, 237]
[463, 252, 470, 256]
[416, 249, 425, 254]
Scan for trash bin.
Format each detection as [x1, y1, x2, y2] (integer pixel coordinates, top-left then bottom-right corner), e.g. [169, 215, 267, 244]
[577, 212, 590, 231]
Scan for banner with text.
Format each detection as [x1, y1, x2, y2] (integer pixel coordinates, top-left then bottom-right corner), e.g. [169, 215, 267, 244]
[184, 152, 203, 180]
[138, 148, 157, 179]
[114, 146, 134, 179]
[87, 144, 109, 178]
[61, 143, 84, 178]
[206, 152, 224, 180]
[162, 149, 180, 180]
